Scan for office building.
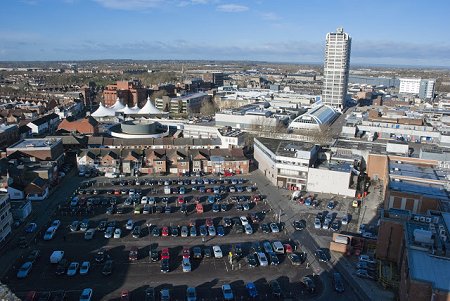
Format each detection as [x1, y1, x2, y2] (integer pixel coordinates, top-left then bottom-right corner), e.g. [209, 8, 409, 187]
[399, 78, 421, 94]
[419, 79, 435, 99]
[322, 27, 351, 109]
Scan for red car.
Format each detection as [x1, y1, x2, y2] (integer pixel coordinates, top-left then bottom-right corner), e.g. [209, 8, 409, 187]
[205, 218, 213, 227]
[178, 196, 185, 204]
[120, 290, 130, 301]
[161, 248, 170, 260]
[162, 227, 169, 237]
[284, 244, 293, 254]
[182, 247, 190, 259]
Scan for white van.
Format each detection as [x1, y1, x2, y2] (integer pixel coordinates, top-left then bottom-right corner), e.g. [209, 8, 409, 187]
[272, 241, 285, 254]
[256, 252, 268, 266]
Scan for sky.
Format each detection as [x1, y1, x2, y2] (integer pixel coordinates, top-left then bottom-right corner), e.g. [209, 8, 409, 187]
[1, 0, 450, 67]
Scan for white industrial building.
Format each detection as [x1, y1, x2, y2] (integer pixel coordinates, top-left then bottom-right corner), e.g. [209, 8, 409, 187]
[288, 105, 339, 131]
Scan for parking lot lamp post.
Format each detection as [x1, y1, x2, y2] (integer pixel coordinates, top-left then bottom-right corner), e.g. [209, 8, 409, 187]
[147, 222, 151, 241]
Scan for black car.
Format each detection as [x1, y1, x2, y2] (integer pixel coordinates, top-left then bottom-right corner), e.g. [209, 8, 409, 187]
[220, 203, 228, 212]
[156, 206, 164, 214]
[152, 227, 160, 237]
[232, 217, 241, 226]
[97, 221, 107, 231]
[171, 227, 179, 237]
[246, 253, 258, 267]
[95, 249, 109, 263]
[234, 224, 244, 234]
[132, 226, 141, 238]
[292, 220, 306, 231]
[268, 252, 280, 265]
[333, 272, 345, 293]
[160, 259, 170, 273]
[235, 203, 243, 211]
[102, 260, 113, 276]
[315, 249, 330, 262]
[250, 242, 262, 253]
[18, 236, 28, 248]
[144, 287, 155, 301]
[26, 249, 41, 263]
[164, 206, 171, 214]
[270, 280, 282, 297]
[212, 203, 220, 213]
[180, 204, 188, 213]
[51, 290, 66, 301]
[203, 247, 212, 258]
[223, 217, 232, 227]
[331, 221, 340, 231]
[150, 249, 159, 262]
[55, 259, 69, 275]
[234, 244, 243, 258]
[302, 276, 316, 293]
[287, 253, 302, 266]
[193, 247, 202, 259]
[261, 223, 271, 233]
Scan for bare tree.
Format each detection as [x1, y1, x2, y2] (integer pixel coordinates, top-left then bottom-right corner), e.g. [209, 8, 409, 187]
[200, 100, 217, 116]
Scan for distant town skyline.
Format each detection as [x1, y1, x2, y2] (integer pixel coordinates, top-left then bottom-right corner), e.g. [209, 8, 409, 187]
[1, 0, 450, 67]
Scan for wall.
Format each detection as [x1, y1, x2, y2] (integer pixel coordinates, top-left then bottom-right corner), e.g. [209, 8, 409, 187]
[376, 220, 404, 263]
[306, 167, 356, 197]
[253, 141, 277, 185]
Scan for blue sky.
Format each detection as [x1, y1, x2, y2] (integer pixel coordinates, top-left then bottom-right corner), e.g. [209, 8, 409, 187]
[1, 0, 450, 66]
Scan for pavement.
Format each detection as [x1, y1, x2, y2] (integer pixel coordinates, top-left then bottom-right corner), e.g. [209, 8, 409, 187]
[249, 170, 395, 301]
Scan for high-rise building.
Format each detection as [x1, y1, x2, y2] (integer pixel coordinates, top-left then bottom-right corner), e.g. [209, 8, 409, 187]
[322, 28, 351, 109]
[419, 79, 435, 99]
[399, 78, 435, 99]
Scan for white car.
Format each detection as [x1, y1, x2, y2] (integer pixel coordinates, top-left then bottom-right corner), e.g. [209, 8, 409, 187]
[269, 223, 280, 233]
[84, 228, 95, 240]
[141, 196, 148, 204]
[213, 245, 223, 258]
[314, 218, 321, 229]
[129, 189, 135, 196]
[256, 252, 268, 266]
[126, 219, 134, 230]
[222, 284, 234, 301]
[244, 224, 253, 235]
[79, 288, 93, 301]
[240, 216, 249, 226]
[113, 228, 122, 239]
[51, 220, 61, 230]
[104, 227, 114, 239]
[79, 261, 90, 275]
[182, 258, 191, 272]
[67, 262, 79, 276]
[43, 226, 57, 240]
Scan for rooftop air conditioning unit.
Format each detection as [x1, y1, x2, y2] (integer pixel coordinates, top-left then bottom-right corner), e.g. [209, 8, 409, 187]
[420, 217, 426, 222]
[426, 217, 432, 223]
[433, 217, 440, 224]
[414, 216, 420, 222]
[440, 229, 447, 236]
[440, 234, 447, 242]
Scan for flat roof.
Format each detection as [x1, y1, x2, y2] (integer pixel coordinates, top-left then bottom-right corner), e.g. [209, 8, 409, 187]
[333, 139, 387, 154]
[256, 137, 316, 158]
[389, 162, 444, 181]
[389, 181, 449, 200]
[8, 138, 61, 150]
[408, 248, 450, 291]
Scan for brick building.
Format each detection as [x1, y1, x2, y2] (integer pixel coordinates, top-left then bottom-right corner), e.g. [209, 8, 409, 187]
[102, 80, 147, 107]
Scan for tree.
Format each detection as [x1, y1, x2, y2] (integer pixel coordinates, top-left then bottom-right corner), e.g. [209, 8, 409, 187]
[200, 100, 217, 116]
[150, 90, 168, 101]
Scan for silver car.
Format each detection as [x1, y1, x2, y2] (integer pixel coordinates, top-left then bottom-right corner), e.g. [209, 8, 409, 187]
[181, 226, 189, 237]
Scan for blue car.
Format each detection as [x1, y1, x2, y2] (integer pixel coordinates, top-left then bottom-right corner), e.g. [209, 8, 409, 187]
[246, 282, 258, 298]
[217, 225, 225, 236]
[305, 198, 312, 206]
[180, 187, 186, 195]
[25, 223, 37, 233]
[199, 186, 206, 193]
[208, 196, 215, 204]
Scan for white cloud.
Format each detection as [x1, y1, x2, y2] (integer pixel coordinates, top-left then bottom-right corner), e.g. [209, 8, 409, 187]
[217, 3, 249, 12]
[93, 0, 163, 10]
[260, 12, 280, 21]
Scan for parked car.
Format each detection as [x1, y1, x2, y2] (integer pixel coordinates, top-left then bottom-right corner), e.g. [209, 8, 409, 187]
[327, 200, 336, 210]
[359, 255, 376, 264]
[269, 223, 280, 233]
[26, 250, 40, 263]
[270, 280, 282, 297]
[302, 276, 316, 293]
[70, 221, 80, 232]
[43, 226, 57, 240]
[79, 288, 93, 301]
[314, 249, 330, 262]
[102, 260, 113, 276]
[79, 261, 90, 275]
[333, 272, 345, 293]
[67, 262, 79, 276]
[186, 287, 196, 301]
[221, 284, 234, 301]
[132, 226, 141, 238]
[113, 228, 122, 239]
[213, 245, 223, 258]
[160, 259, 170, 273]
[84, 229, 95, 240]
[182, 258, 191, 272]
[246, 282, 258, 298]
[17, 262, 33, 278]
[246, 253, 258, 267]
[25, 223, 38, 233]
[292, 220, 306, 231]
